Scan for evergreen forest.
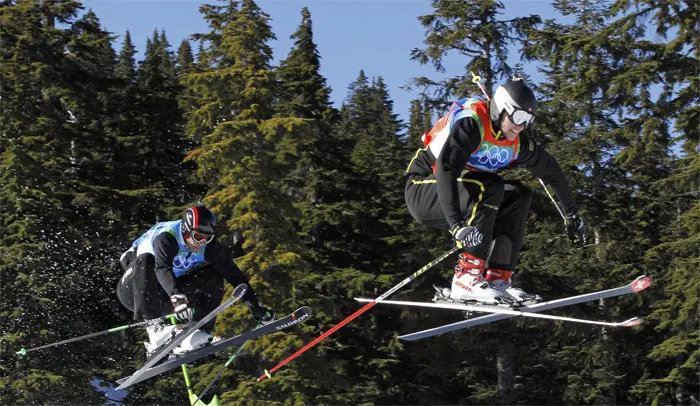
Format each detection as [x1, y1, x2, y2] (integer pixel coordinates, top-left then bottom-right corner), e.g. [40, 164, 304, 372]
[0, 0, 698, 405]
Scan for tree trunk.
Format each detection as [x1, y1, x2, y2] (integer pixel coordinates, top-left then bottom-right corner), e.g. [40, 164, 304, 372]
[497, 339, 516, 405]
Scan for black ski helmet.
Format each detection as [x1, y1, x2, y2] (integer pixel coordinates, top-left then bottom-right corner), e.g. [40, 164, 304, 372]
[489, 78, 537, 126]
[182, 204, 217, 235]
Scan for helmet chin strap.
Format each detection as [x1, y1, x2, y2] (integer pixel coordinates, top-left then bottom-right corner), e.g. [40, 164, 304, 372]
[491, 110, 506, 140]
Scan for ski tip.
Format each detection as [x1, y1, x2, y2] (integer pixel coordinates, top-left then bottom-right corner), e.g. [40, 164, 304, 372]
[631, 276, 652, 292]
[233, 284, 249, 298]
[295, 306, 313, 317]
[16, 348, 27, 357]
[354, 298, 373, 303]
[114, 376, 129, 390]
[621, 317, 643, 327]
[301, 305, 313, 313]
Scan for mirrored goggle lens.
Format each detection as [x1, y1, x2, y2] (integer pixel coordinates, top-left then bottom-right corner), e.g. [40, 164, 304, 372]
[510, 109, 535, 126]
[191, 231, 214, 243]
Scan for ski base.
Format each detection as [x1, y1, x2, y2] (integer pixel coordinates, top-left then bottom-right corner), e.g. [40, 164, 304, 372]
[396, 275, 651, 341]
[115, 306, 312, 389]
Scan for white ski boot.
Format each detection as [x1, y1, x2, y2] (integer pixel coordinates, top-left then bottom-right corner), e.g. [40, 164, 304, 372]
[144, 323, 183, 356]
[485, 269, 542, 303]
[448, 253, 502, 304]
[172, 329, 221, 356]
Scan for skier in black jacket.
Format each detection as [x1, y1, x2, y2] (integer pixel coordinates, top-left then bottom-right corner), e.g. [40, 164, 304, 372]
[116, 204, 274, 355]
[405, 78, 587, 304]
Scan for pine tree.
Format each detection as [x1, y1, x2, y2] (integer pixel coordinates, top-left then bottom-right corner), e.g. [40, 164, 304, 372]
[0, 1, 128, 402]
[519, 1, 698, 404]
[306, 72, 413, 404]
[407, 98, 433, 147]
[133, 29, 190, 220]
[175, 38, 199, 128]
[409, 0, 541, 102]
[174, 2, 306, 403]
[244, 7, 354, 402]
[111, 29, 155, 234]
[616, 0, 699, 403]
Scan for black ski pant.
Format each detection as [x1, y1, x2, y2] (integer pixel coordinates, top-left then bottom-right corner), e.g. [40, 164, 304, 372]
[405, 171, 532, 271]
[116, 251, 224, 331]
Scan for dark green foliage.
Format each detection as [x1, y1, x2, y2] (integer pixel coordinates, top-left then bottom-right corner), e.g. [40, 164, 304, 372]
[520, 1, 699, 404]
[1, 1, 131, 403]
[409, 0, 541, 102]
[1, 0, 697, 404]
[407, 98, 434, 147]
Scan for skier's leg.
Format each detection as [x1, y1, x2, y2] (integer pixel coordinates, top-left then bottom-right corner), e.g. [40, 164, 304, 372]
[406, 172, 505, 302]
[486, 181, 540, 302]
[171, 266, 224, 354]
[177, 266, 224, 331]
[119, 248, 135, 272]
[405, 171, 504, 258]
[116, 249, 137, 312]
[131, 253, 171, 321]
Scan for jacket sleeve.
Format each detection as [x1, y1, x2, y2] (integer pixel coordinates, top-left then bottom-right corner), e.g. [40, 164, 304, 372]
[514, 134, 578, 215]
[152, 233, 181, 296]
[205, 240, 260, 306]
[435, 117, 482, 229]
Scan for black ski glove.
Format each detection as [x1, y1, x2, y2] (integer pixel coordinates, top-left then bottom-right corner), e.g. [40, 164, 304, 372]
[449, 224, 484, 250]
[564, 213, 588, 246]
[170, 294, 195, 323]
[250, 304, 275, 326]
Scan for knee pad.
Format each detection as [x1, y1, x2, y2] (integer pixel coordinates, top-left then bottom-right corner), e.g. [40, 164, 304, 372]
[116, 269, 134, 311]
[119, 249, 136, 272]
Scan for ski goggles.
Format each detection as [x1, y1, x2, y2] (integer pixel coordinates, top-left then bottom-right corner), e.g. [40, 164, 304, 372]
[190, 230, 214, 244]
[507, 108, 535, 127]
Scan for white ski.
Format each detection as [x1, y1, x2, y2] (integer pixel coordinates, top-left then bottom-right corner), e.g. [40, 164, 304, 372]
[115, 284, 248, 391]
[355, 298, 643, 328]
[392, 275, 651, 341]
[114, 306, 312, 389]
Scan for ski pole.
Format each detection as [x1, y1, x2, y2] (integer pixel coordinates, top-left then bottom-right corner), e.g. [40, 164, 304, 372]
[471, 71, 491, 101]
[182, 363, 220, 406]
[15, 314, 176, 356]
[193, 322, 259, 406]
[256, 246, 459, 382]
[538, 178, 566, 221]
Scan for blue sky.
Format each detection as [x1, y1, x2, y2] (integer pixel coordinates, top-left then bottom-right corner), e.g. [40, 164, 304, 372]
[83, 0, 556, 123]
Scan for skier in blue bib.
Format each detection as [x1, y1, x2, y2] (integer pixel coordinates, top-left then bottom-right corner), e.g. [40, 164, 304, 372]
[405, 79, 588, 304]
[116, 204, 274, 355]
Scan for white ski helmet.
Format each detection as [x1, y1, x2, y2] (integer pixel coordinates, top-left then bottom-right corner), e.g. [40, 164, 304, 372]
[489, 78, 537, 127]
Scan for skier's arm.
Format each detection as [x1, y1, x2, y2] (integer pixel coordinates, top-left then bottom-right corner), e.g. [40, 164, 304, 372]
[205, 241, 260, 306]
[515, 134, 577, 215]
[152, 233, 182, 296]
[435, 117, 482, 229]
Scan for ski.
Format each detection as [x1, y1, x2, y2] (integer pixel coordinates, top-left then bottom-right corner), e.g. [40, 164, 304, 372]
[115, 284, 248, 391]
[115, 306, 312, 389]
[355, 298, 643, 327]
[397, 275, 651, 341]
